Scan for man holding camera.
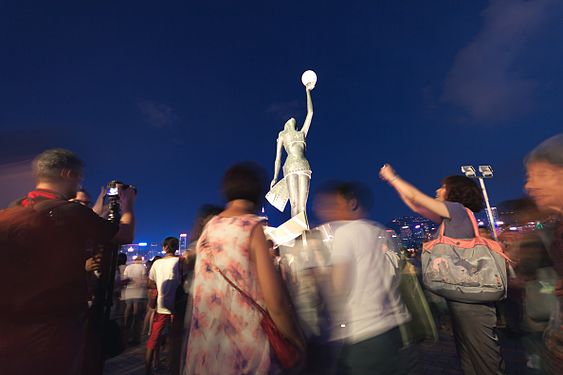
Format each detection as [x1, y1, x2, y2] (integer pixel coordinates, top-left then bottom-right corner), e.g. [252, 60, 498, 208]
[0, 148, 136, 375]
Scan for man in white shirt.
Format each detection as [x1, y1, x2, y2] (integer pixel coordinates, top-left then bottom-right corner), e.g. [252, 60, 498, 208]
[123, 256, 147, 344]
[145, 237, 181, 375]
[313, 181, 413, 375]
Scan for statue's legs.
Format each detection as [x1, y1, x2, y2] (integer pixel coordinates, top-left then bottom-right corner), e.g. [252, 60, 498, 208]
[297, 174, 310, 226]
[286, 174, 300, 217]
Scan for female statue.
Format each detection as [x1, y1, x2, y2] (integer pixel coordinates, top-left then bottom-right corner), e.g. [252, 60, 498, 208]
[270, 82, 314, 219]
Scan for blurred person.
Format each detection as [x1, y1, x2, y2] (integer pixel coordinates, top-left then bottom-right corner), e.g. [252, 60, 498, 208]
[145, 237, 182, 375]
[313, 181, 413, 375]
[497, 198, 554, 370]
[185, 162, 304, 374]
[380, 164, 505, 375]
[123, 256, 148, 345]
[0, 148, 135, 375]
[524, 134, 563, 374]
[179, 204, 222, 372]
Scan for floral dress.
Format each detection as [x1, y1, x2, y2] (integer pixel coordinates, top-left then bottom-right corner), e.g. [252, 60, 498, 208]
[185, 215, 271, 375]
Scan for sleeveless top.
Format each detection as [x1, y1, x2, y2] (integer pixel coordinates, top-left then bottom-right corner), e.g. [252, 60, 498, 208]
[185, 214, 271, 375]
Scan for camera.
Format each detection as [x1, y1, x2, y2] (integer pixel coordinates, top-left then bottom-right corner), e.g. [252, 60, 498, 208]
[106, 180, 137, 197]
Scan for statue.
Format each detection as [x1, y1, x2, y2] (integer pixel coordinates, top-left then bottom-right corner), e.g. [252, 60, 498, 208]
[267, 70, 316, 224]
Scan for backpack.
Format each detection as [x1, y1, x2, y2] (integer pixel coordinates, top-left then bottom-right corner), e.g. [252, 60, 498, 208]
[0, 200, 78, 317]
[421, 208, 510, 303]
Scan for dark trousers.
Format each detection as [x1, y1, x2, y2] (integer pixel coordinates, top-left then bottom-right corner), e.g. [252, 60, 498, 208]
[448, 301, 506, 375]
[337, 326, 415, 375]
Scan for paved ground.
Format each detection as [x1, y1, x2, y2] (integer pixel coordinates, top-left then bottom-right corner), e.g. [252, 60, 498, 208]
[104, 330, 530, 374]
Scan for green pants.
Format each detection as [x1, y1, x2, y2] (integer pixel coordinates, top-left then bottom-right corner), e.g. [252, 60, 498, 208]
[337, 326, 415, 375]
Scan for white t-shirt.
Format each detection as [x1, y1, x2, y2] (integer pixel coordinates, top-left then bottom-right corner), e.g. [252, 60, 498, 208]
[329, 219, 410, 344]
[123, 263, 147, 300]
[149, 257, 180, 314]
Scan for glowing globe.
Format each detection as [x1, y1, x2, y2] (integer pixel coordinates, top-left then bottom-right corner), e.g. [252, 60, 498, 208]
[301, 70, 317, 89]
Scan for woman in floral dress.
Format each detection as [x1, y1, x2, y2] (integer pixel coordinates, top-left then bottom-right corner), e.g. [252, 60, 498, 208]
[185, 162, 303, 375]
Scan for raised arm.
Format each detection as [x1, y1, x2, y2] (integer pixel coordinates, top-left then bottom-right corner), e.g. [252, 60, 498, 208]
[270, 137, 283, 189]
[300, 86, 314, 137]
[380, 164, 449, 223]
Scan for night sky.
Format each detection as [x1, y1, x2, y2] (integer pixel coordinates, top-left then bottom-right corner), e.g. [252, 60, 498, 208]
[1, 0, 562, 242]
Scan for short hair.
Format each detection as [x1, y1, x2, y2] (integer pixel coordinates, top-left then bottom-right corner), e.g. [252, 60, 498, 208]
[222, 162, 267, 205]
[33, 148, 83, 182]
[315, 181, 374, 211]
[196, 204, 223, 221]
[525, 133, 563, 167]
[76, 188, 90, 197]
[190, 204, 223, 242]
[442, 175, 484, 212]
[162, 236, 179, 254]
[117, 252, 128, 266]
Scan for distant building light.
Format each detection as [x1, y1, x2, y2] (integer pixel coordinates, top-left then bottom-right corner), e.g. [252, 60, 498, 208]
[180, 233, 188, 238]
[127, 247, 134, 252]
[495, 221, 504, 226]
[138, 242, 148, 246]
[509, 227, 518, 231]
[415, 225, 421, 229]
[401, 226, 409, 229]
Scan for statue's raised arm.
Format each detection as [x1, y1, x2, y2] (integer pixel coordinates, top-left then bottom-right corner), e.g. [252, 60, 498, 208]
[301, 86, 314, 138]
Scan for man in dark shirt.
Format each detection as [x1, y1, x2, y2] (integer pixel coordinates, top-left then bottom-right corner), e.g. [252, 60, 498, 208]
[0, 148, 135, 375]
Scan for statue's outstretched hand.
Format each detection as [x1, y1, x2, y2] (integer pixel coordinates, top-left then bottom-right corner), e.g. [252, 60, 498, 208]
[270, 180, 276, 189]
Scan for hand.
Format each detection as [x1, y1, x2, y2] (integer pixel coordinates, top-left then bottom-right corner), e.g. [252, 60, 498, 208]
[380, 164, 397, 182]
[119, 185, 136, 213]
[270, 179, 277, 189]
[85, 255, 101, 272]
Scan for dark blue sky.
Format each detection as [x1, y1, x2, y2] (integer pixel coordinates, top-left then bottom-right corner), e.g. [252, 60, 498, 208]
[1, 0, 562, 242]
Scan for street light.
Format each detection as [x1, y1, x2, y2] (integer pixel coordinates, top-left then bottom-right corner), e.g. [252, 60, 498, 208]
[461, 164, 498, 241]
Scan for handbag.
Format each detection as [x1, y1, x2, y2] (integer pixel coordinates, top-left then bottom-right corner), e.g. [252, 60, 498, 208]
[398, 262, 438, 344]
[215, 266, 301, 369]
[421, 208, 510, 303]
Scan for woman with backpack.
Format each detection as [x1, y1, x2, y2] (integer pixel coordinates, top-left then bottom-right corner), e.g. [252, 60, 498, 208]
[380, 164, 505, 375]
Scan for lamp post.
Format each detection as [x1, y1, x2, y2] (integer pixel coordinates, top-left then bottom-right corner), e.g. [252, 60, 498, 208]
[461, 165, 498, 241]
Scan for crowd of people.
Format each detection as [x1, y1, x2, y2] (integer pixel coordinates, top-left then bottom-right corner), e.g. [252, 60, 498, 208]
[0, 133, 561, 375]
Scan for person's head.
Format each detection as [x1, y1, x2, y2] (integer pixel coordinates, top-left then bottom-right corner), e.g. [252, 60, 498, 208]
[436, 175, 484, 212]
[133, 256, 143, 263]
[284, 118, 297, 131]
[524, 134, 563, 214]
[162, 236, 179, 255]
[117, 252, 128, 266]
[190, 204, 223, 242]
[33, 148, 83, 198]
[313, 181, 374, 222]
[70, 188, 92, 207]
[222, 162, 267, 209]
